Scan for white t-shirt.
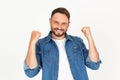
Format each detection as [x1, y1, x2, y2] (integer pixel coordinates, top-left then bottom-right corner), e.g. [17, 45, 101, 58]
[53, 38, 74, 80]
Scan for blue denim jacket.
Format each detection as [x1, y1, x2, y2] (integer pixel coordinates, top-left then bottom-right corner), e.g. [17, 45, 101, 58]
[24, 32, 101, 80]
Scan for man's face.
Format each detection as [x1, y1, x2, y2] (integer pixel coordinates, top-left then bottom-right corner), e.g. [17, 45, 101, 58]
[50, 13, 70, 39]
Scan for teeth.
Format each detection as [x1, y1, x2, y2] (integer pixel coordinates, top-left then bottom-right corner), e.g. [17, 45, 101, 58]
[56, 30, 62, 32]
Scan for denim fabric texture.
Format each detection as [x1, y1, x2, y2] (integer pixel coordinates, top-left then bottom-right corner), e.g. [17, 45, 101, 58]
[24, 32, 101, 80]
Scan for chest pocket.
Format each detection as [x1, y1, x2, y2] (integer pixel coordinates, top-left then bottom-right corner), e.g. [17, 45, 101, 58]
[72, 45, 84, 62]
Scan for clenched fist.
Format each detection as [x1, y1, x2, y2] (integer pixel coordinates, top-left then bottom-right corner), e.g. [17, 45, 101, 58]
[81, 26, 92, 39]
[30, 31, 41, 43]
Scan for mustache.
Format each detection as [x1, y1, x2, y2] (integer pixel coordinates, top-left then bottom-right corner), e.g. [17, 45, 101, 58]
[54, 28, 64, 31]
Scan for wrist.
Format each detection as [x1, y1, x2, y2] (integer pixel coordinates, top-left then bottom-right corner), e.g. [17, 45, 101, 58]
[30, 39, 38, 45]
[86, 35, 93, 40]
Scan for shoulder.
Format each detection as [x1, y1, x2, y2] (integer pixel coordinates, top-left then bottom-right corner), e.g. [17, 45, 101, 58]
[68, 35, 87, 48]
[68, 35, 83, 43]
[37, 36, 48, 45]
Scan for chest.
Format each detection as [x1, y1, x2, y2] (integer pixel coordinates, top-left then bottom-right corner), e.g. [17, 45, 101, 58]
[41, 41, 84, 67]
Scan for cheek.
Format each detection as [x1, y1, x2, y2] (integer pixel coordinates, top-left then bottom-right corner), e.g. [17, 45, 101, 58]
[51, 25, 57, 29]
[64, 26, 69, 30]
[50, 24, 56, 29]
[51, 23, 58, 28]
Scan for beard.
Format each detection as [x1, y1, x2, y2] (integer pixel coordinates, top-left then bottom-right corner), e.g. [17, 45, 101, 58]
[51, 28, 66, 37]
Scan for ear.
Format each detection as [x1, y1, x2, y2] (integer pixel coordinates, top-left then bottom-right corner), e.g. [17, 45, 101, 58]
[68, 21, 70, 26]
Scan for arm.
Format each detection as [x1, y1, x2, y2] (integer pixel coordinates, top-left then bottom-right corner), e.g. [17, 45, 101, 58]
[24, 31, 41, 77]
[25, 31, 41, 68]
[81, 27, 99, 63]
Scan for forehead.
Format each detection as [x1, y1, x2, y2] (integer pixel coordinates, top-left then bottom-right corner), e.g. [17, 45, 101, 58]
[51, 13, 69, 22]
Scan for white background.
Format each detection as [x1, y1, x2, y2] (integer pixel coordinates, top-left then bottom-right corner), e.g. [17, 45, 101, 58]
[0, 0, 120, 80]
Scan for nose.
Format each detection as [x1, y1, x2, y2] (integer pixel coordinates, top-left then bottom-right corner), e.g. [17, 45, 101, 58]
[57, 24, 62, 29]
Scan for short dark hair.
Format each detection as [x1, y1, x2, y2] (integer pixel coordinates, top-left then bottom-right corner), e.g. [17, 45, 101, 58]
[51, 7, 70, 20]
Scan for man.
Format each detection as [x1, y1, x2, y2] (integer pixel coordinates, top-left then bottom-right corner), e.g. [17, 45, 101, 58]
[24, 7, 101, 80]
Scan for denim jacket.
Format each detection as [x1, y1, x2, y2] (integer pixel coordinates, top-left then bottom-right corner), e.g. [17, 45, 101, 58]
[24, 32, 101, 80]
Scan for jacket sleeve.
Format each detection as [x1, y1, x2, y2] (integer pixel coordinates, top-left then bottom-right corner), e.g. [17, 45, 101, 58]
[24, 61, 41, 78]
[24, 41, 42, 78]
[86, 56, 102, 70]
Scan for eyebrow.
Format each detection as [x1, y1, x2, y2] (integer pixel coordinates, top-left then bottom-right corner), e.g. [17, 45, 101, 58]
[53, 20, 67, 24]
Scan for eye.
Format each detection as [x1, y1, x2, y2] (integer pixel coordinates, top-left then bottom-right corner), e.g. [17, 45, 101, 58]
[54, 21, 58, 25]
[62, 23, 67, 26]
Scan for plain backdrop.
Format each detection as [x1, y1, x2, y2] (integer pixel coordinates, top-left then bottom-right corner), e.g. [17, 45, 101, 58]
[0, 0, 120, 80]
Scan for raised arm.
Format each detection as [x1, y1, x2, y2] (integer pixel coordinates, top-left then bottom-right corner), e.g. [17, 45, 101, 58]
[25, 31, 41, 69]
[81, 26, 99, 63]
